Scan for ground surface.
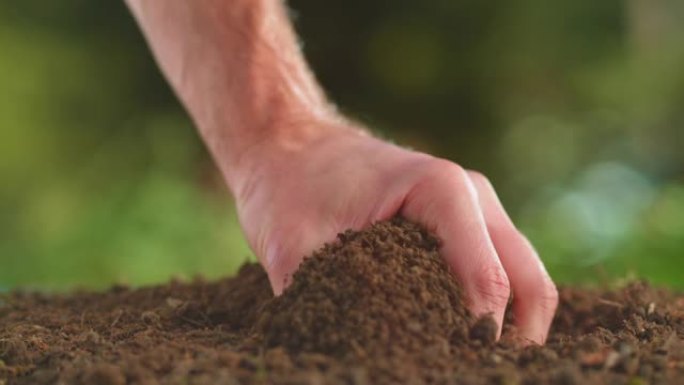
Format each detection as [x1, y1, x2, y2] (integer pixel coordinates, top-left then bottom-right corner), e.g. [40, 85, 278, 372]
[1, 218, 683, 385]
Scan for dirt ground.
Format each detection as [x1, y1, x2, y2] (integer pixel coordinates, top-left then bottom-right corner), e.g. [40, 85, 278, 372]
[1, 218, 683, 385]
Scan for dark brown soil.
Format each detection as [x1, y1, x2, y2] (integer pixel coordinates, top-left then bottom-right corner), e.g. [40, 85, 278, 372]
[1, 218, 683, 385]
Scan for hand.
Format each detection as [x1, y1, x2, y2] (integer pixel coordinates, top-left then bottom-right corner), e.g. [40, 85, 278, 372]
[234, 121, 558, 344]
[124, 0, 557, 345]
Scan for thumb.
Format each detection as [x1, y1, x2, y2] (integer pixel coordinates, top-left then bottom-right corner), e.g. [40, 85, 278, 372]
[262, 222, 338, 295]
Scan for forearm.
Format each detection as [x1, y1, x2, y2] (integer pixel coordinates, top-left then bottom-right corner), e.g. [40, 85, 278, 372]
[125, 0, 351, 194]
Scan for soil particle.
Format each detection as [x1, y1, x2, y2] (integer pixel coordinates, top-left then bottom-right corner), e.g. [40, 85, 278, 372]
[1, 217, 683, 384]
[469, 315, 499, 346]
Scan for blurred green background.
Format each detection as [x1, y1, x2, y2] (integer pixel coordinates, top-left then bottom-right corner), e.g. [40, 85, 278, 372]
[1, 0, 683, 290]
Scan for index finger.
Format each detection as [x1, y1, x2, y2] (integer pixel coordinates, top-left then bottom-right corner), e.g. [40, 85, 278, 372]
[402, 161, 511, 337]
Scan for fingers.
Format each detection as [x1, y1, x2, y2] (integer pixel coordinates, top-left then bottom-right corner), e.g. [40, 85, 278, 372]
[401, 161, 511, 337]
[467, 171, 558, 344]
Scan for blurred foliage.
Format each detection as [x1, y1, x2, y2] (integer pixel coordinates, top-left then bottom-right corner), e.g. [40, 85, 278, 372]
[1, 0, 683, 290]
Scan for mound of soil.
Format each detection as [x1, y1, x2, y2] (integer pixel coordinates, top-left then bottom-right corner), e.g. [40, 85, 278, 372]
[1, 218, 683, 385]
[257, 219, 472, 357]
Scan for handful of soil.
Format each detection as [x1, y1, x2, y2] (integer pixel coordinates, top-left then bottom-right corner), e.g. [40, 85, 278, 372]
[256, 218, 478, 357]
[1, 218, 683, 385]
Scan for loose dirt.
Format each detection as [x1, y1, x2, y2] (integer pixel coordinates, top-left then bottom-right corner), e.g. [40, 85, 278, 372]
[1, 218, 682, 384]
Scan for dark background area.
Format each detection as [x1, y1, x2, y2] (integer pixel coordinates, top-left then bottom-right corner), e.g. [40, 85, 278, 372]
[1, 0, 683, 289]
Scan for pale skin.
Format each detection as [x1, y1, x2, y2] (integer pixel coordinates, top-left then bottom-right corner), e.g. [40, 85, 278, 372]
[125, 0, 559, 343]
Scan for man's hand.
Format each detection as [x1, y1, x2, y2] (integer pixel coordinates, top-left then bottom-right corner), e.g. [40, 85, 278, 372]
[125, 0, 557, 345]
[235, 122, 558, 344]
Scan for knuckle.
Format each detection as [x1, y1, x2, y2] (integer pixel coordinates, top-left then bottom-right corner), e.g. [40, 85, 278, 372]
[473, 263, 511, 308]
[467, 170, 488, 185]
[539, 278, 560, 312]
[467, 169, 497, 195]
[518, 273, 559, 313]
[406, 159, 471, 211]
[435, 158, 467, 177]
[422, 159, 469, 188]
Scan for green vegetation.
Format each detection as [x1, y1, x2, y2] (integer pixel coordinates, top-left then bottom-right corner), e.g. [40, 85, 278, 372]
[1, 0, 683, 290]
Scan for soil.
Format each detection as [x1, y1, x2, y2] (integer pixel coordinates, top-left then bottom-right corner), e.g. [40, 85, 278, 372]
[1, 218, 683, 385]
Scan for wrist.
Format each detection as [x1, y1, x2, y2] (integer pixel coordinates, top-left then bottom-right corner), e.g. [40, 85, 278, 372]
[223, 113, 368, 202]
